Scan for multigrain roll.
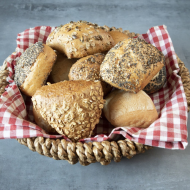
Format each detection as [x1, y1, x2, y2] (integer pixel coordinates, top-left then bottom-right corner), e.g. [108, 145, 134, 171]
[100, 38, 165, 93]
[32, 80, 105, 142]
[49, 51, 78, 83]
[103, 89, 158, 128]
[14, 42, 57, 96]
[108, 30, 130, 44]
[68, 53, 112, 96]
[46, 20, 114, 59]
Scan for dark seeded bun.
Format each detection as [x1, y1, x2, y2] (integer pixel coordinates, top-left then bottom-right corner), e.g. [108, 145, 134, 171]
[100, 38, 165, 93]
[14, 42, 57, 96]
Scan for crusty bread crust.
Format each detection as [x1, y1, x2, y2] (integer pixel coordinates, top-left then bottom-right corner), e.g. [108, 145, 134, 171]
[100, 38, 165, 93]
[109, 30, 166, 94]
[108, 30, 130, 44]
[46, 21, 114, 58]
[103, 90, 158, 128]
[32, 80, 105, 141]
[49, 51, 78, 83]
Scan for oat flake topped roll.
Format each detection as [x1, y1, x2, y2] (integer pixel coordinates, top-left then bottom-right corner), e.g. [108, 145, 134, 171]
[46, 20, 115, 59]
[32, 80, 105, 142]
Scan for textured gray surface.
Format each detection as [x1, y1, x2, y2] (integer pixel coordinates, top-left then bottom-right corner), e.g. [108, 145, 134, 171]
[0, 0, 190, 189]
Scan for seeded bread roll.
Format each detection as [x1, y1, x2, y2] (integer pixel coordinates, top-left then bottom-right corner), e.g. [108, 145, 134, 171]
[100, 38, 165, 93]
[68, 53, 112, 96]
[14, 42, 57, 96]
[144, 65, 167, 94]
[69, 53, 105, 81]
[103, 90, 158, 128]
[32, 80, 104, 142]
[46, 20, 114, 59]
[33, 108, 58, 135]
[108, 30, 130, 44]
[49, 51, 78, 83]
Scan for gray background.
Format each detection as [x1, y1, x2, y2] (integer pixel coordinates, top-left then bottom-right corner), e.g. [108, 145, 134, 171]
[0, 0, 190, 189]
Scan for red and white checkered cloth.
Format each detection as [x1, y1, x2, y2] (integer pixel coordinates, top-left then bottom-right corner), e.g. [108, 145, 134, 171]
[0, 25, 188, 149]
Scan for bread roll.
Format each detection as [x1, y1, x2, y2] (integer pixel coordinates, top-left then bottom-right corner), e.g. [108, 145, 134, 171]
[33, 107, 58, 135]
[68, 53, 112, 96]
[103, 90, 158, 128]
[108, 30, 130, 44]
[69, 53, 105, 80]
[100, 38, 165, 93]
[32, 80, 104, 142]
[49, 51, 78, 83]
[144, 65, 167, 94]
[46, 20, 114, 59]
[14, 42, 57, 96]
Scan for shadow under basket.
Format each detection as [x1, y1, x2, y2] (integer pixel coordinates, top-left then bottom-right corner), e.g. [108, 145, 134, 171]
[0, 28, 190, 166]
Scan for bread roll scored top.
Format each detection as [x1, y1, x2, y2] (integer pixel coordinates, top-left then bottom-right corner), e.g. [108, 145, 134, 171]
[14, 42, 57, 96]
[32, 80, 104, 142]
[49, 51, 78, 83]
[103, 90, 158, 128]
[46, 20, 114, 59]
[100, 38, 165, 93]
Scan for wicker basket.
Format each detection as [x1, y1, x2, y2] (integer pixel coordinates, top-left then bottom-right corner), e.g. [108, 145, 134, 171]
[0, 27, 190, 166]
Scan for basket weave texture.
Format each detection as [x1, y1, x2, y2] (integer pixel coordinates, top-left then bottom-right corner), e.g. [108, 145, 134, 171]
[0, 27, 190, 166]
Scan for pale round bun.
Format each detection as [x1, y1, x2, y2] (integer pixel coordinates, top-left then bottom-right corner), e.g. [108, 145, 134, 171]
[32, 80, 105, 142]
[100, 38, 165, 93]
[14, 42, 57, 96]
[103, 90, 158, 128]
[46, 20, 114, 59]
[49, 51, 78, 83]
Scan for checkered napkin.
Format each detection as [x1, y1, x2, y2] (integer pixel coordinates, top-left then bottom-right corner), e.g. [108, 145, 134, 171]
[0, 25, 188, 149]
